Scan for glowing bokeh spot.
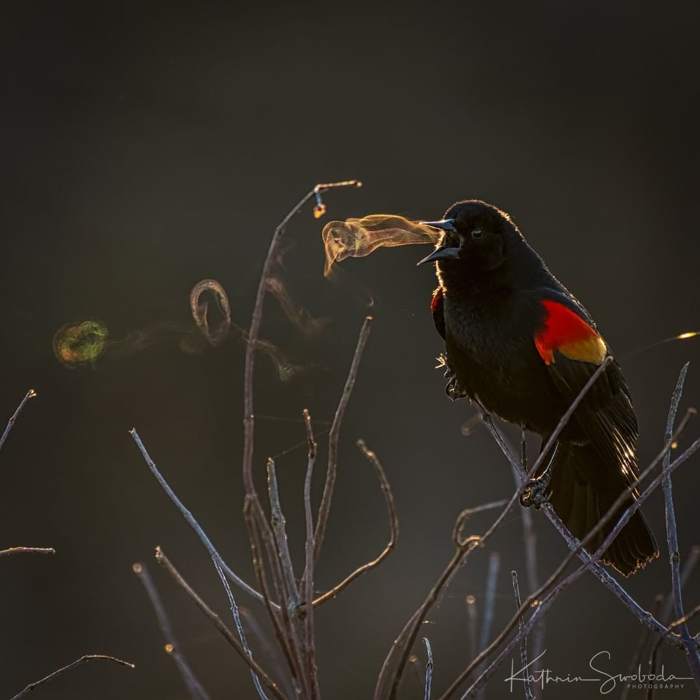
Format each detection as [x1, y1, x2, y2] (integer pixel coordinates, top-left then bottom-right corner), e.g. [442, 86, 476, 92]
[53, 321, 109, 367]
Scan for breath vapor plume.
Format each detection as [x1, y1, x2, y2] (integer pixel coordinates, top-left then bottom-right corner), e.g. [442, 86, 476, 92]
[53, 279, 306, 382]
[321, 214, 440, 276]
[190, 279, 232, 347]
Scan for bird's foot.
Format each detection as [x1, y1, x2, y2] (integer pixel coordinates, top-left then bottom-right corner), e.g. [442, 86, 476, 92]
[520, 472, 552, 509]
[443, 366, 467, 401]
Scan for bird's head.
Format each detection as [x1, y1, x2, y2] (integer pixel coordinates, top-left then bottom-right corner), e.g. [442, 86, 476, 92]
[417, 200, 524, 275]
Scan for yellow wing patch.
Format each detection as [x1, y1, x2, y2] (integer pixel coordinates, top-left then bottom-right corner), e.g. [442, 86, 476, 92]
[557, 335, 607, 364]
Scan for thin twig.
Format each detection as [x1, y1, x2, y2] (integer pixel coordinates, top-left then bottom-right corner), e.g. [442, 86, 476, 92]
[660, 363, 700, 687]
[132, 562, 210, 700]
[244, 496, 308, 697]
[516, 428, 543, 689]
[313, 438, 398, 607]
[455, 500, 509, 533]
[648, 543, 700, 691]
[620, 593, 664, 700]
[669, 604, 700, 635]
[409, 654, 425, 693]
[9, 654, 134, 700]
[378, 538, 480, 700]
[478, 552, 500, 652]
[0, 389, 37, 453]
[251, 493, 310, 697]
[129, 428, 269, 698]
[648, 602, 700, 697]
[511, 571, 535, 700]
[267, 458, 300, 610]
[154, 546, 285, 700]
[661, 544, 700, 623]
[129, 427, 265, 604]
[465, 596, 478, 663]
[302, 408, 321, 699]
[0, 546, 55, 558]
[476, 552, 500, 700]
[239, 606, 296, 699]
[314, 315, 373, 561]
[423, 637, 434, 700]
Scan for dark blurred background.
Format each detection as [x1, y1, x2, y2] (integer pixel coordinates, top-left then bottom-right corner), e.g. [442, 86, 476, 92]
[2, 2, 700, 698]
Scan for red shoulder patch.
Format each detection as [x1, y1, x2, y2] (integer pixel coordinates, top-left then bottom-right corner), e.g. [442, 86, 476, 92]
[534, 299, 607, 365]
[431, 287, 443, 314]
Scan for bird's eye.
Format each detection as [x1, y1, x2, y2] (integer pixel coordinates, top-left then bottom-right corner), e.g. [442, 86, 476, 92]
[471, 228, 484, 240]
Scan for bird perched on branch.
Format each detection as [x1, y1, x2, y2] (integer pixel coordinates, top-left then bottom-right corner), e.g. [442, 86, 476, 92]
[418, 200, 658, 576]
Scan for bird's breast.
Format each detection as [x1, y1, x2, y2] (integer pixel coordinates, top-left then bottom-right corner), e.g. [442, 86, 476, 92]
[442, 292, 557, 429]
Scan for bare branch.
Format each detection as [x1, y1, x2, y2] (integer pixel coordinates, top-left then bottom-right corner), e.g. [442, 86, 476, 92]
[267, 457, 300, 609]
[481, 416, 683, 642]
[448, 416, 700, 699]
[516, 429, 543, 686]
[423, 637, 434, 700]
[129, 427, 264, 604]
[648, 601, 700, 696]
[661, 544, 700, 623]
[314, 315, 373, 561]
[313, 438, 398, 607]
[377, 536, 481, 700]
[0, 389, 37, 453]
[511, 570, 535, 700]
[437, 366, 698, 698]
[0, 546, 54, 558]
[133, 562, 210, 700]
[154, 546, 285, 700]
[301, 409, 321, 699]
[478, 552, 500, 652]
[465, 595, 478, 663]
[454, 500, 508, 535]
[476, 552, 500, 700]
[620, 593, 663, 700]
[660, 363, 700, 686]
[242, 180, 362, 498]
[9, 654, 133, 700]
[129, 428, 270, 698]
[244, 496, 308, 697]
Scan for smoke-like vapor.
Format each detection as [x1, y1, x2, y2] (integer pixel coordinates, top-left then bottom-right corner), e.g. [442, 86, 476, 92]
[265, 276, 329, 337]
[53, 278, 308, 382]
[321, 214, 439, 276]
[190, 278, 231, 346]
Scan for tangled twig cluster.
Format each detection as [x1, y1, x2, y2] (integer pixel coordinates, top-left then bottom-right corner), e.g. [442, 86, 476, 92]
[4, 182, 700, 699]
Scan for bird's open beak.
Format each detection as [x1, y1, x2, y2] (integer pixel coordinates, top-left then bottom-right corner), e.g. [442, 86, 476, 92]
[417, 219, 459, 266]
[416, 245, 461, 266]
[420, 218, 457, 233]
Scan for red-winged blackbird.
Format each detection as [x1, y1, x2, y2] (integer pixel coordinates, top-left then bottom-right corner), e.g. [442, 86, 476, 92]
[419, 200, 658, 576]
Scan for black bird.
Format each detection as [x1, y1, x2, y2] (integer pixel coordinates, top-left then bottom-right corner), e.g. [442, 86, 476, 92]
[418, 200, 658, 576]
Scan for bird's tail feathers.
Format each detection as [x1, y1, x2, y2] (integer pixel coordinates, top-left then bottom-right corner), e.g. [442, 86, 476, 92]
[548, 442, 658, 577]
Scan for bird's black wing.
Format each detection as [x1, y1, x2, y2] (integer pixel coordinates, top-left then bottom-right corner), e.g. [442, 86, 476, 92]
[532, 293, 656, 574]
